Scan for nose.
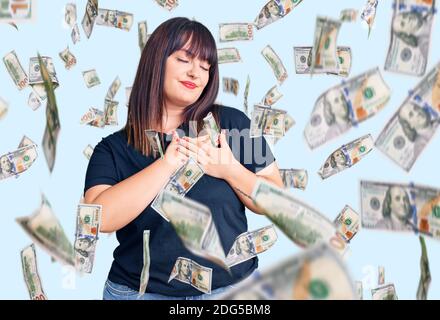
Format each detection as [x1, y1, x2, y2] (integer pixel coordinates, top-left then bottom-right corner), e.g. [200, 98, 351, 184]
[186, 62, 199, 79]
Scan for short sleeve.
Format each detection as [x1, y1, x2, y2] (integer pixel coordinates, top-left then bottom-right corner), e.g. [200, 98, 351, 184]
[84, 139, 119, 195]
[226, 109, 276, 174]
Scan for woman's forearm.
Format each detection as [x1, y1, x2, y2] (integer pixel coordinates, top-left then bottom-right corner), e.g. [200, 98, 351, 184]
[88, 158, 176, 232]
[223, 162, 281, 215]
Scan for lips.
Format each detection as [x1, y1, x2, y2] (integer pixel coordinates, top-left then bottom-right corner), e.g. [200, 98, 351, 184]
[180, 81, 197, 89]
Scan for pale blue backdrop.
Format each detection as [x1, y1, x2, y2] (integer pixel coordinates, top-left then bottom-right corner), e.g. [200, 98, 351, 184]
[0, 0, 439, 300]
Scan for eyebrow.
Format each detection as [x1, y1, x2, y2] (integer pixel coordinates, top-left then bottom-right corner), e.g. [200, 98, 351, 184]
[178, 49, 210, 64]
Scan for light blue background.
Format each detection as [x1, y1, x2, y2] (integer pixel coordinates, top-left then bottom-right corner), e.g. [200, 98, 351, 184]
[0, 0, 439, 300]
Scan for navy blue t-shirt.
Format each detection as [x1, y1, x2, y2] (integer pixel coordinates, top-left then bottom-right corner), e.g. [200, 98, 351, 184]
[84, 105, 275, 296]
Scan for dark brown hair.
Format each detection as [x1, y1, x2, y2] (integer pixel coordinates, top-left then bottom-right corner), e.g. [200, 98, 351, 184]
[125, 17, 220, 156]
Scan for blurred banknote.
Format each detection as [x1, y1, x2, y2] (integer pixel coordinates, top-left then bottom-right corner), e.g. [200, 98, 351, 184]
[254, 0, 304, 30]
[219, 23, 253, 42]
[250, 104, 286, 138]
[58, 47, 77, 70]
[340, 9, 358, 22]
[139, 230, 151, 296]
[384, 0, 435, 76]
[74, 204, 101, 273]
[0, 137, 37, 180]
[261, 45, 288, 84]
[360, 180, 440, 239]
[376, 62, 440, 171]
[81, 0, 98, 39]
[105, 75, 120, 107]
[65, 3, 76, 28]
[83, 144, 94, 160]
[151, 157, 204, 221]
[168, 257, 212, 294]
[355, 281, 363, 300]
[361, 0, 378, 37]
[21, 244, 47, 300]
[222, 77, 239, 96]
[3, 50, 29, 90]
[280, 169, 308, 190]
[82, 69, 100, 88]
[218, 47, 241, 64]
[243, 75, 250, 115]
[226, 225, 277, 268]
[16, 194, 75, 266]
[318, 134, 374, 179]
[96, 8, 133, 31]
[417, 235, 431, 300]
[311, 17, 341, 75]
[203, 112, 220, 147]
[154, 0, 178, 11]
[29, 56, 59, 100]
[0, 96, 8, 119]
[371, 283, 398, 300]
[304, 67, 391, 149]
[145, 129, 164, 158]
[0, 0, 34, 22]
[295, 46, 352, 77]
[378, 265, 385, 285]
[251, 179, 348, 255]
[220, 243, 355, 300]
[138, 21, 148, 52]
[104, 100, 118, 126]
[262, 85, 283, 106]
[158, 190, 228, 269]
[334, 205, 360, 242]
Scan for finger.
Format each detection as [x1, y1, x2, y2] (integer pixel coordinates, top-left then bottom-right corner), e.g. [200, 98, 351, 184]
[219, 130, 228, 147]
[178, 146, 208, 162]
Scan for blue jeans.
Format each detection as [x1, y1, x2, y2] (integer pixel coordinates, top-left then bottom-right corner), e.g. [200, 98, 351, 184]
[103, 270, 259, 300]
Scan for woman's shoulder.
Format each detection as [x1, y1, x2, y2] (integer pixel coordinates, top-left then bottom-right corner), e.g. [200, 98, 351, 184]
[96, 129, 127, 150]
[214, 104, 250, 128]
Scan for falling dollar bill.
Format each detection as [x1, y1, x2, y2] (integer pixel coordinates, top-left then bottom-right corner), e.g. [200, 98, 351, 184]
[16, 194, 75, 266]
[29, 56, 59, 100]
[81, 0, 98, 39]
[158, 190, 228, 269]
[0, 96, 8, 119]
[360, 180, 440, 239]
[226, 225, 278, 268]
[138, 21, 148, 52]
[340, 9, 358, 22]
[262, 85, 283, 106]
[38, 53, 61, 173]
[144, 130, 164, 158]
[304, 67, 391, 149]
[243, 75, 250, 115]
[311, 17, 341, 75]
[218, 47, 241, 64]
[65, 3, 77, 28]
[28, 91, 41, 111]
[104, 100, 118, 126]
[371, 283, 398, 300]
[220, 243, 355, 300]
[58, 47, 77, 70]
[139, 230, 151, 296]
[261, 45, 288, 84]
[154, 0, 178, 11]
[3, 50, 29, 90]
[82, 69, 100, 88]
[334, 205, 360, 242]
[151, 157, 204, 220]
[21, 244, 47, 300]
[74, 204, 101, 273]
[376, 62, 440, 171]
[361, 0, 378, 37]
[378, 266, 385, 285]
[318, 134, 374, 179]
[168, 257, 212, 294]
[254, 0, 304, 30]
[96, 8, 133, 31]
[384, 0, 435, 76]
[280, 169, 308, 190]
[71, 23, 80, 44]
[0, 137, 37, 181]
[0, 0, 35, 22]
[83, 144, 94, 160]
[251, 179, 348, 255]
[219, 23, 253, 42]
[203, 112, 220, 147]
[417, 235, 431, 300]
[250, 104, 286, 138]
[355, 281, 363, 300]
[295, 46, 352, 77]
[125, 87, 132, 107]
[222, 77, 239, 96]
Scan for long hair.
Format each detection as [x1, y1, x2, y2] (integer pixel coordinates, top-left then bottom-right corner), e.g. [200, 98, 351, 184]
[125, 17, 220, 156]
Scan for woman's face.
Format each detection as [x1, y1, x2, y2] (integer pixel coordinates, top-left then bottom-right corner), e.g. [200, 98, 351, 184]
[163, 44, 210, 110]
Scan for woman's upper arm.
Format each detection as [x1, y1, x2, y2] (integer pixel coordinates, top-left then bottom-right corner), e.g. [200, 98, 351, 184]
[84, 184, 112, 203]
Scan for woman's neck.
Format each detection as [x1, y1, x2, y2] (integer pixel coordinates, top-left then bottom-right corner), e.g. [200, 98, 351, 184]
[162, 103, 185, 134]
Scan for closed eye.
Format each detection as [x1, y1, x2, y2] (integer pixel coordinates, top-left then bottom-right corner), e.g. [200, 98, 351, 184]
[177, 57, 189, 63]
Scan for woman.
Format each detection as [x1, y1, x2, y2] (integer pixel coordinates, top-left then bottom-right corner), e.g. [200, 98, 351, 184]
[84, 17, 283, 300]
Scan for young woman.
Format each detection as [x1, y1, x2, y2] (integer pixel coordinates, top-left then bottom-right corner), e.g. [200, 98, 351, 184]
[84, 17, 283, 300]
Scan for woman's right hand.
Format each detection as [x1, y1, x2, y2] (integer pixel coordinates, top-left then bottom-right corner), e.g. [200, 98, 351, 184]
[162, 130, 189, 171]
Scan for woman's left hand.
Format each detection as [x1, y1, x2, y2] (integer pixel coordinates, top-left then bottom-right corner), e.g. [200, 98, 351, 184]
[177, 130, 239, 180]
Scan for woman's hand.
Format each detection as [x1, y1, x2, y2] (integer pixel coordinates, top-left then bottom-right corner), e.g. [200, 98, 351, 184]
[163, 131, 189, 171]
[177, 130, 239, 179]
